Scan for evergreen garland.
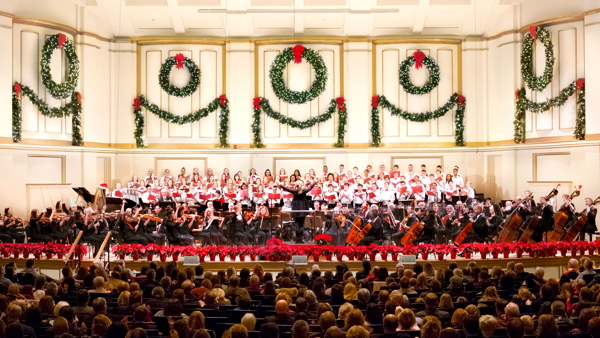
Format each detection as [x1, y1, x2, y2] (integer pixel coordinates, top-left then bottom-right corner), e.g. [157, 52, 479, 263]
[12, 83, 83, 145]
[521, 26, 554, 92]
[398, 54, 440, 95]
[371, 94, 466, 147]
[158, 55, 201, 98]
[40, 34, 80, 99]
[251, 97, 347, 148]
[513, 81, 586, 143]
[132, 95, 229, 148]
[269, 46, 328, 104]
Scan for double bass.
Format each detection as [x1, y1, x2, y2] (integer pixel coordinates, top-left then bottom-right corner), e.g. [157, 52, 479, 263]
[562, 196, 600, 242]
[345, 218, 372, 246]
[497, 193, 535, 243]
[519, 185, 559, 243]
[547, 187, 581, 242]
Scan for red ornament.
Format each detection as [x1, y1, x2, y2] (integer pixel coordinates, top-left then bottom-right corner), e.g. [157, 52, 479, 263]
[14, 83, 21, 98]
[219, 94, 227, 106]
[515, 89, 520, 100]
[413, 50, 426, 70]
[133, 98, 141, 110]
[529, 26, 537, 43]
[336, 97, 346, 111]
[371, 95, 379, 108]
[174, 53, 185, 69]
[253, 97, 262, 110]
[292, 45, 305, 64]
[77, 92, 82, 104]
[57, 33, 67, 49]
[457, 95, 465, 106]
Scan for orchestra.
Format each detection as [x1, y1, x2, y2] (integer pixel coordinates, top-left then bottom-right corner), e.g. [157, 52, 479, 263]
[4, 163, 598, 249]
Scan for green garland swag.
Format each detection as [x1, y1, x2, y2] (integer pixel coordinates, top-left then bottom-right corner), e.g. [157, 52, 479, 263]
[41, 34, 80, 99]
[513, 80, 586, 143]
[269, 46, 328, 104]
[12, 83, 83, 146]
[521, 26, 554, 92]
[158, 55, 201, 98]
[399, 55, 440, 95]
[251, 97, 347, 148]
[370, 94, 466, 147]
[133, 95, 229, 148]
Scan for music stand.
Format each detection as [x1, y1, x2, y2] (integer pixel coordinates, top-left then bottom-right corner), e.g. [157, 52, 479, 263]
[451, 196, 460, 205]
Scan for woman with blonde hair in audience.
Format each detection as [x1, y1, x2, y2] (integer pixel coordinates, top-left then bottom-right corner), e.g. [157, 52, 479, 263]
[240, 313, 256, 331]
[344, 309, 370, 332]
[188, 311, 206, 331]
[479, 286, 500, 305]
[421, 316, 442, 338]
[415, 274, 429, 291]
[451, 308, 468, 329]
[346, 325, 370, 338]
[465, 304, 480, 319]
[338, 302, 354, 320]
[479, 315, 498, 338]
[423, 262, 436, 281]
[518, 287, 535, 305]
[520, 315, 535, 336]
[438, 293, 453, 309]
[252, 264, 264, 279]
[344, 283, 358, 301]
[398, 308, 419, 331]
[226, 266, 236, 281]
[212, 288, 230, 306]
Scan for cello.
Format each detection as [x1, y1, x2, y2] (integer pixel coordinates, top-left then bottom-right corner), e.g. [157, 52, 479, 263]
[497, 193, 535, 243]
[345, 218, 372, 246]
[453, 221, 473, 245]
[519, 185, 559, 243]
[400, 218, 424, 246]
[562, 196, 600, 242]
[547, 187, 581, 242]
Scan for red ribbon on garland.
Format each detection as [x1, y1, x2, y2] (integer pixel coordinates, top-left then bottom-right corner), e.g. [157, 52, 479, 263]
[77, 92, 82, 104]
[529, 26, 537, 44]
[174, 53, 185, 69]
[336, 97, 346, 112]
[14, 83, 21, 98]
[134, 98, 141, 110]
[515, 89, 520, 100]
[253, 97, 262, 110]
[57, 33, 67, 49]
[576, 78, 585, 94]
[219, 94, 227, 106]
[371, 96, 379, 108]
[292, 45, 305, 64]
[457, 95, 465, 106]
[413, 50, 426, 70]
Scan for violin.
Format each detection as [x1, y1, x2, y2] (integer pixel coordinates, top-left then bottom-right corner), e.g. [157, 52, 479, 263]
[244, 211, 255, 221]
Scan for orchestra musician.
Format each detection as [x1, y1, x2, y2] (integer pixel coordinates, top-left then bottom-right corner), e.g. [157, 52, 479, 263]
[143, 206, 166, 245]
[163, 205, 193, 246]
[82, 209, 105, 254]
[532, 197, 554, 242]
[229, 204, 251, 245]
[391, 207, 420, 245]
[461, 205, 488, 243]
[2, 208, 25, 243]
[486, 204, 504, 241]
[412, 210, 437, 245]
[580, 198, 598, 241]
[248, 205, 269, 245]
[358, 208, 383, 246]
[441, 205, 458, 243]
[280, 180, 317, 244]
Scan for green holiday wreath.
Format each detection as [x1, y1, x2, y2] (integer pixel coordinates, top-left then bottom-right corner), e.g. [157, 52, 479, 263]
[269, 45, 328, 104]
[251, 96, 347, 148]
[399, 50, 440, 95]
[158, 53, 201, 98]
[370, 94, 465, 147]
[521, 26, 554, 92]
[12, 83, 83, 146]
[132, 95, 229, 148]
[40, 34, 80, 99]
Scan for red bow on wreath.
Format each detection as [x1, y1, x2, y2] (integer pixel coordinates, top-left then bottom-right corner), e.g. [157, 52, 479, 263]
[174, 53, 185, 69]
[336, 97, 346, 111]
[292, 45, 305, 64]
[576, 78, 585, 94]
[57, 33, 67, 49]
[529, 25, 537, 43]
[134, 98, 141, 110]
[371, 95, 379, 108]
[253, 97, 262, 110]
[457, 95, 465, 106]
[77, 92, 82, 104]
[413, 50, 426, 70]
[14, 83, 21, 98]
[219, 94, 227, 106]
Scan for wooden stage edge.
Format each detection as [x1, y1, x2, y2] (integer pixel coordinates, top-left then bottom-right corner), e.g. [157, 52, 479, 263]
[1, 252, 581, 276]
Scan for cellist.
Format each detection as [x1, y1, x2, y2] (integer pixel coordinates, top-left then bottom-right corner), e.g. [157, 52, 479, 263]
[579, 198, 597, 241]
[391, 207, 422, 245]
[358, 208, 382, 246]
[532, 197, 554, 242]
[412, 210, 437, 245]
[461, 205, 488, 243]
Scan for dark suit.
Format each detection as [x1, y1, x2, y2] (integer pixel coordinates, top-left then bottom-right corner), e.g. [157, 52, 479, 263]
[264, 313, 295, 325]
[463, 213, 487, 243]
[229, 214, 251, 245]
[581, 205, 598, 241]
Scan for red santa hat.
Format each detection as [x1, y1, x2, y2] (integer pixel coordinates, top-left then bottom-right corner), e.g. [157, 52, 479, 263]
[99, 183, 108, 189]
[137, 187, 147, 193]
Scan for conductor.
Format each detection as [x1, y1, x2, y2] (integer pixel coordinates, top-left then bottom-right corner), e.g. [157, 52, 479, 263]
[281, 180, 316, 243]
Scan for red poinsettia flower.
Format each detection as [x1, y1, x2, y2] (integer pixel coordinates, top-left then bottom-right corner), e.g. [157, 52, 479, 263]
[57, 33, 67, 49]
[529, 25, 537, 43]
[14, 83, 21, 98]
[413, 50, 426, 69]
[134, 98, 141, 110]
[174, 53, 185, 69]
[292, 44, 305, 64]
[336, 97, 346, 111]
[457, 94, 465, 106]
[253, 97, 262, 110]
[219, 94, 227, 106]
[371, 95, 379, 108]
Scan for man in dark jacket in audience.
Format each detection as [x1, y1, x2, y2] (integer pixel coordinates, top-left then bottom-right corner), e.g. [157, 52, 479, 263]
[415, 293, 450, 319]
[356, 260, 371, 281]
[265, 300, 295, 325]
[532, 285, 554, 314]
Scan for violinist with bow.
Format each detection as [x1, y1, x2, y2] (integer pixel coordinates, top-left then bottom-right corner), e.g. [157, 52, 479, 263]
[2, 208, 25, 243]
[118, 201, 150, 245]
[83, 209, 105, 254]
[248, 205, 269, 245]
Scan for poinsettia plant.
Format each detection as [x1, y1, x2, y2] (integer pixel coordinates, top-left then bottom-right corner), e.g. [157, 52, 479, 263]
[401, 244, 419, 255]
[73, 245, 88, 256]
[459, 243, 475, 253]
[380, 245, 401, 254]
[236, 245, 255, 256]
[435, 244, 458, 254]
[47, 243, 70, 255]
[314, 234, 333, 246]
[487, 243, 505, 254]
